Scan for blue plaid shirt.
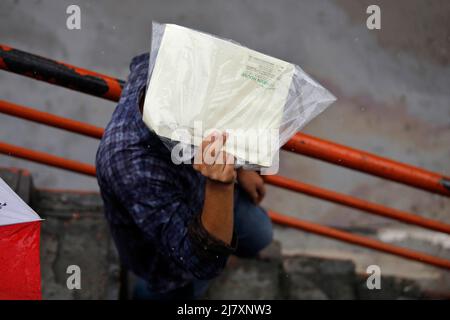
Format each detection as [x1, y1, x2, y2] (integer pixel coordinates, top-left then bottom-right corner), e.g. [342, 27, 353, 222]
[96, 53, 236, 293]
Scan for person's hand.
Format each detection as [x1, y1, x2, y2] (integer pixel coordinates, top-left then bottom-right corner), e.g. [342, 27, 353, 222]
[193, 132, 236, 184]
[237, 169, 266, 204]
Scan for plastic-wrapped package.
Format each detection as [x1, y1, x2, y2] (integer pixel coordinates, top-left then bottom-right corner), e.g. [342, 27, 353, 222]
[143, 22, 336, 170]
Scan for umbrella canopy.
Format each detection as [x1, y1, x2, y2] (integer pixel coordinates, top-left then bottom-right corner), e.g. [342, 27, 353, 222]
[0, 177, 42, 300]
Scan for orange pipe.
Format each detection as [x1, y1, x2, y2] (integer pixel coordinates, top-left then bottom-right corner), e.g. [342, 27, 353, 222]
[0, 44, 123, 101]
[0, 141, 96, 176]
[0, 100, 104, 139]
[1, 101, 449, 234]
[283, 133, 450, 196]
[2, 43, 449, 196]
[264, 175, 450, 235]
[268, 210, 450, 271]
[0, 141, 449, 270]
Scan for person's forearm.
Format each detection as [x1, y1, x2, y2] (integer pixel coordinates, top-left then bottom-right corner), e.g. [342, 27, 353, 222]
[200, 179, 234, 245]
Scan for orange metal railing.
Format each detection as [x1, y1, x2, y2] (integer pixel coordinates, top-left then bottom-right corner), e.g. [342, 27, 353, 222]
[0, 141, 96, 176]
[0, 140, 449, 270]
[268, 211, 450, 270]
[2, 99, 450, 235]
[0, 100, 103, 139]
[284, 134, 450, 196]
[264, 175, 450, 235]
[0, 44, 123, 101]
[1, 44, 449, 196]
[1, 45, 450, 272]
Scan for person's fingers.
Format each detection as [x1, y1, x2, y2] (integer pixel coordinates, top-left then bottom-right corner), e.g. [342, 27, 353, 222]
[213, 151, 226, 173]
[217, 133, 229, 166]
[204, 140, 223, 165]
[195, 132, 217, 165]
[204, 132, 227, 165]
[251, 189, 259, 204]
[225, 151, 234, 164]
[194, 132, 236, 183]
[257, 182, 266, 202]
[214, 151, 227, 168]
[211, 133, 228, 161]
[221, 153, 236, 183]
[201, 131, 217, 151]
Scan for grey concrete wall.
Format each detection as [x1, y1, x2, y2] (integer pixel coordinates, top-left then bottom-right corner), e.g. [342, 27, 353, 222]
[1, 0, 449, 285]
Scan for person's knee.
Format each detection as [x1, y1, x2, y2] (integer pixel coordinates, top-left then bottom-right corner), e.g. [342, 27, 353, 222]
[235, 209, 273, 257]
[239, 222, 273, 257]
[255, 213, 273, 251]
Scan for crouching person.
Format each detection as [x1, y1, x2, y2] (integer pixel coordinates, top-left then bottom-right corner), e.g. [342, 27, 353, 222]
[95, 53, 273, 300]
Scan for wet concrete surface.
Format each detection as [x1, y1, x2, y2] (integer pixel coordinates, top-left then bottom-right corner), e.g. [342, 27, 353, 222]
[0, 0, 449, 292]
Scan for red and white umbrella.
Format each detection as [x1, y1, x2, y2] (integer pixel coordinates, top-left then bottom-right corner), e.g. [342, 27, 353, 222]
[0, 177, 42, 300]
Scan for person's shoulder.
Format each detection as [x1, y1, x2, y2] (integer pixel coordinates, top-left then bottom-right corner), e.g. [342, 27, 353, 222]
[97, 133, 176, 180]
[122, 53, 149, 100]
[95, 120, 140, 181]
[129, 53, 150, 73]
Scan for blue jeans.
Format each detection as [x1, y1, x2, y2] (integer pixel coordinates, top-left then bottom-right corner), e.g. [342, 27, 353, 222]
[133, 186, 273, 300]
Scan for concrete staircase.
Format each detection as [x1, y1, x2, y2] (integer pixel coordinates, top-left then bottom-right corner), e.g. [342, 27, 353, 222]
[204, 242, 424, 299]
[0, 167, 445, 299]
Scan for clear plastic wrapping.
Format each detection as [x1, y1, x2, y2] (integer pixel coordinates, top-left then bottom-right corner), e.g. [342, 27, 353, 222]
[143, 22, 336, 171]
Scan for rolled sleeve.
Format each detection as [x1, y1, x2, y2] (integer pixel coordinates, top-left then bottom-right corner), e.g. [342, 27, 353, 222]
[188, 213, 237, 259]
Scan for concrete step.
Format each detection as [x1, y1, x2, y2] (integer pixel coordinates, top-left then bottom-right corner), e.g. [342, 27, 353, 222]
[0, 167, 445, 299]
[1, 167, 120, 299]
[31, 188, 120, 299]
[205, 241, 425, 300]
[0, 167, 33, 203]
